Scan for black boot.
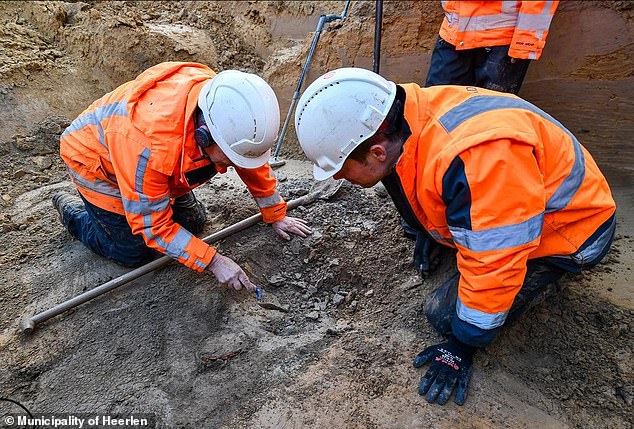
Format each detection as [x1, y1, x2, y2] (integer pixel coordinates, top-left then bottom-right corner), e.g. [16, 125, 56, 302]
[171, 191, 207, 234]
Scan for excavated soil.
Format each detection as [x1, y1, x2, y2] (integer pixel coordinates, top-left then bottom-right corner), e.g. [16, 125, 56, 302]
[0, 2, 632, 428]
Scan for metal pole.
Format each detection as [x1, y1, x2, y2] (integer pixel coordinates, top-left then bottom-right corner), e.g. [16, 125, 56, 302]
[272, 14, 327, 160]
[271, 0, 352, 163]
[373, 0, 383, 73]
[20, 192, 316, 334]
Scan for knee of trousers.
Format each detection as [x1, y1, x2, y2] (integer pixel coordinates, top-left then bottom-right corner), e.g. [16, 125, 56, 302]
[424, 273, 459, 336]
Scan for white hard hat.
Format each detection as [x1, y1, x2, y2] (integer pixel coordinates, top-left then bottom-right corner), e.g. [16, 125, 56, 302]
[198, 70, 280, 169]
[294, 68, 397, 180]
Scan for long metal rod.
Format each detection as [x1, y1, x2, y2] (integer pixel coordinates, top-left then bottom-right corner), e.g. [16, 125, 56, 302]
[272, 0, 352, 160]
[373, 0, 383, 73]
[20, 193, 316, 334]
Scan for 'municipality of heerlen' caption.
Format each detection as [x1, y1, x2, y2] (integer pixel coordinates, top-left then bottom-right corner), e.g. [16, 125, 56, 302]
[5, 414, 151, 428]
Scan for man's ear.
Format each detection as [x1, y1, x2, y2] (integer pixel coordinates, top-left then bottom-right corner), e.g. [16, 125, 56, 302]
[368, 143, 388, 162]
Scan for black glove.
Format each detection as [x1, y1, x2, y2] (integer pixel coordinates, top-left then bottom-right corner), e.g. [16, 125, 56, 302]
[413, 338, 476, 405]
[413, 230, 441, 276]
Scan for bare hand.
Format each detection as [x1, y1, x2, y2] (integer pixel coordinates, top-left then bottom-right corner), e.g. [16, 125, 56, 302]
[271, 216, 312, 241]
[208, 253, 257, 292]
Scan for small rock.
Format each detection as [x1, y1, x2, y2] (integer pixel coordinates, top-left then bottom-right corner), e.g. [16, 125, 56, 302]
[333, 294, 345, 306]
[2, 194, 11, 202]
[32, 156, 53, 171]
[364, 289, 374, 298]
[305, 311, 319, 320]
[268, 274, 284, 285]
[373, 182, 388, 198]
[276, 173, 287, 182]
[345, 289, 358, 304]
[13, 170, 28, 179]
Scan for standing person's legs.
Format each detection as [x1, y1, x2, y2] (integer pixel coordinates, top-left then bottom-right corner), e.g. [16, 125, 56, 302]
[425, 36, 476, 87]
[473, 45, 531, 95]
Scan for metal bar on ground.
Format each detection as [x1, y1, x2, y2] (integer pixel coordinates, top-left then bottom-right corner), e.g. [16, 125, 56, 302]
[19, 192, 317, 334]
[270, 0, 352, 165]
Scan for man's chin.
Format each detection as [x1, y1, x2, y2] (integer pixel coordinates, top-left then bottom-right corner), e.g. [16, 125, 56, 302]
[355, 179, 380, 188]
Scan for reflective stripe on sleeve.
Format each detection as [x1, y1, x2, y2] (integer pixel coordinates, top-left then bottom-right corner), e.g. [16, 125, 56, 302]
[457, 296, 508, 330]
[449, 212, 543, 252]
[516, 12, 555, 32]
[438, 95, 585, 213]
[255, 191, 283, 208]
[135, 148, 151, 193]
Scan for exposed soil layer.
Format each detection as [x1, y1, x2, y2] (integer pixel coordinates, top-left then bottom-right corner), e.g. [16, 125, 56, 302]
[1, 2, 632, 428]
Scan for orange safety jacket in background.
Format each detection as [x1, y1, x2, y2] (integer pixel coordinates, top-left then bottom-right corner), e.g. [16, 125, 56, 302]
[395, 83, 616, 347]
[60, 62, 287, 273]
[439, 1, 559, 59]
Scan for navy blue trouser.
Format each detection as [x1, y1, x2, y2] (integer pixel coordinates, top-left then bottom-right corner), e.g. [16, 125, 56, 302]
[424, 213, 616, 338]
[424, 258, 567, 337]
[425, 36, 531, 94]
[63, 193, 206, 268]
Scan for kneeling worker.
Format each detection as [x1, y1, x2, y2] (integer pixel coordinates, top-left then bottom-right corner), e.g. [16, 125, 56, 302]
[56, 62, 311, 292]
[294, 68, 616, 405]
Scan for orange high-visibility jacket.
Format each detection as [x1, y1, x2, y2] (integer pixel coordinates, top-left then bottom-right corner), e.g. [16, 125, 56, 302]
[397, 83, 616, 346]
[439, 1, 559, 59]
[60, 62, 287, 272]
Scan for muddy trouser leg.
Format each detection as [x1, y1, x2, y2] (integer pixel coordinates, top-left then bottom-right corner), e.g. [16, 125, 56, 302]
[65, 195, 152, 267]
[424, 259, 567, 336]
[171, 191, 207, 235]
[474, 45, 530, 95]
[424, 36, 477, 87]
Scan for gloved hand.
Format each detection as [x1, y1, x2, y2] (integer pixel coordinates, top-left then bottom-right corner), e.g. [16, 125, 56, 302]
[208, 253, 257, 292]
[272, 216, 312, 241]
[413, 230, 441, 276]
[413, 338, 476, 405]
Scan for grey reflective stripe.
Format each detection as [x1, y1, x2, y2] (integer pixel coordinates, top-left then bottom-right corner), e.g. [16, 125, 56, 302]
[255, 192, 282, 208]
[543, 1, 554, 14]
[150, 229, 192, 260]
[445, 11, 458, 27]
[164, 228, 193, 260]
[459, 12, 517, 32]
[429, 229, 454, 245]
[135, 148, 151, 193]
[122, 195, 170, 215]
[449, 212, 543, 252]
[557, 216, 617, 264]
[67, 167, 122, 198]
[545, 133, 585, 212]
[516, 12, 554, 32]
[576, 217, 616, 263]
[457, 296, 508, 329]
[438, 95, 585, 213]
[62, 100, 128, 148]
[528, 51, 538, 60]
[194, 260, 207, 270]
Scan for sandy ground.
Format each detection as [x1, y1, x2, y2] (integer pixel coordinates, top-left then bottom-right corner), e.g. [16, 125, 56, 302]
[0, 2, 632, 428]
